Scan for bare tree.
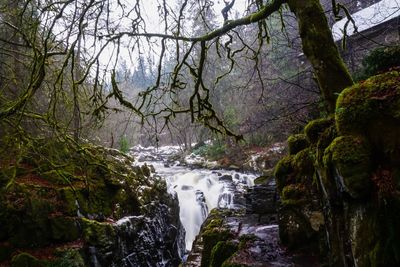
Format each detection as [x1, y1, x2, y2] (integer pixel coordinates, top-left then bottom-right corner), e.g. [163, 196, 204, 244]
[0, 0, 355, 141]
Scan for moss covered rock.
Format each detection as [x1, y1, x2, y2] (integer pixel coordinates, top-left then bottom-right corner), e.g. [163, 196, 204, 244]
[254, 169, 273, 185]
[209, 241, 238, 267]
[0, 137, 184, 266]
[287, 134, 309, 155]
[274, 155, 295, 192]
[201, 228, 234, 267]
[11, 253, 43, 267]
[281, 183, 307, 206]
[50, 216, 81, 242]
[336, 70, 400, 133]
[278, 207, 316, 250]
[336, 70, 400, 163]
[324, 135, 373, 198]
[304, 117, 334, 144]
[52, 249, 86, 267]
[292, 148, 315, 176]
[81, 218, 116, 250]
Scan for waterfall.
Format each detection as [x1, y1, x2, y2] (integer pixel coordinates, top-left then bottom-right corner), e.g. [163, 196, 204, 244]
[164, 167, 256, 251]
[130, 146, 257, 252]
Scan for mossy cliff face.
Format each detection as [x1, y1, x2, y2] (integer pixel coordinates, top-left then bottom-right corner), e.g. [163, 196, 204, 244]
[0, 138, 184, 266]
[275, 70, 400, 266]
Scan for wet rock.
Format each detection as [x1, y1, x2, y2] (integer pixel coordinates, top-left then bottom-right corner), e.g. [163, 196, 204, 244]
[185, 208, 319, 267]
[273, 70, 400, 267]
[0, 140, 185, 266]
[138, 155, 157, 162]
[245, 181, 278, 224]
[211, 171, 222, 176]
[195, 190, 209, 219]
[181, 185, 194, 191]
[219, 175, 233, 182]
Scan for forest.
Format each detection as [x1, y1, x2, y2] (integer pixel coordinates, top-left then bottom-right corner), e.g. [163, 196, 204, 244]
[0, 0, 400, 266]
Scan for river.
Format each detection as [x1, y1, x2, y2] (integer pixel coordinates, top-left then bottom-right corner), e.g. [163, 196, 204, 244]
[129, 145, 258, 251]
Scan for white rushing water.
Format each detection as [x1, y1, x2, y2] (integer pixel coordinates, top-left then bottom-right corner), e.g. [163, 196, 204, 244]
[130, 145, 257, 251]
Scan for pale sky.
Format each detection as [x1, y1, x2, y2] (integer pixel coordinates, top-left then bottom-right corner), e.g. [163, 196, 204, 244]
[97, 0, 249, 72]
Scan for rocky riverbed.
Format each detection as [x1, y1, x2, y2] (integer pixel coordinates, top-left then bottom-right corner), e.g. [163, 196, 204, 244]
[184, 179, 320, 267]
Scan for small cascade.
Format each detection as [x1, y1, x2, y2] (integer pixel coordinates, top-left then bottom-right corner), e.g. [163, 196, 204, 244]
[195, 190, 208, 219]
[88, 246, 101, 267]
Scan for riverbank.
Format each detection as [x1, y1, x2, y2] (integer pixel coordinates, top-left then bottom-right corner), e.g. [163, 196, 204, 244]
[0, 138, 185, 266]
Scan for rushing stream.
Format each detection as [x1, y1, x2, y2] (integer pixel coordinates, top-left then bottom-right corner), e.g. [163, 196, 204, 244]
[130, 145, 257, 251]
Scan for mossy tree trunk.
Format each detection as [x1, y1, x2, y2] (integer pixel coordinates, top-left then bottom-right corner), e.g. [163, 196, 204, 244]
[287, 0, 354, 113]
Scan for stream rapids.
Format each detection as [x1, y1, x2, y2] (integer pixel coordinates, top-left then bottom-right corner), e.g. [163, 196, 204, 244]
[129, 145, 257, 252]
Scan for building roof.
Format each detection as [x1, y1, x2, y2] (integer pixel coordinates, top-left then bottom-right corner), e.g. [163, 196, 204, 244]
[332, 0, 400, 41]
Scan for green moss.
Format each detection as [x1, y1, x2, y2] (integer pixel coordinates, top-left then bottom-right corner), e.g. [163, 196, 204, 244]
[281, 183, 307, 206]
[355, 45, 400, 81]
[274, 155, 294, 193]
[58, 185, 115, 218]
[50, 249, 85, 267]
[316, 124, 337, 165]
[6, 194, 54, 247]
[304, 117, 334, 143]
[81, 218, 116, 250]
[336, 70, 400, 135]
[41, 170, 75, 185]
[278, 207, 316, 249]
[58, 187, 78, 216]
[201, 228, 234, 267]
[254, 175, 269, 185]
[287, 134, 309, 155]
[287, 0, 354, 112]
[205, 218, 224, 230]
[324, 135, 373, 198]
[292, 148, 315, 175]
[209, 241, 238, 267]
[49, 216, 80, 242]
[238, 234, 257, 249]
[141, 164, 151, 177]
[11, 253, 43, 267]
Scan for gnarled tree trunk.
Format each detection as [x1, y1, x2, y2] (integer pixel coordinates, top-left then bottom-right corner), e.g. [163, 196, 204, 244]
[288, 0, 354, 112]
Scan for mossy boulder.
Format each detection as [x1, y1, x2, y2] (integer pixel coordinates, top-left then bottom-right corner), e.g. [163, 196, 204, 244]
[316, 124, 337, 165]
[11, 253, 43, 267]
[52, 249, 86, 267]
[278, 207, 316, 250]
[281, 183, 307, 206]
[324, 135, 373, 199]
[274, 155, 295, 192]
[254, 169, 273, 185]
[49, 216, 81, 242]
[187, 209, 238, 267]
[4, 190, 55, 248]
[336, 70, 400, 163]
[292, 148, 315, 176]
[0, 136, 184, 266]
[201, 228, 234, 267]
[355, 45, 400, 80]
[304, 117, 334, 144]
[287, 134, 309, 155]
[209, 241, 238, 267]
[81, 218, 116, 250]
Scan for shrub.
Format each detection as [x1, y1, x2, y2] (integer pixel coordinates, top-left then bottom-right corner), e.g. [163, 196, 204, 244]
[354, 46, 400, 81]
[119, 136, 129, 153]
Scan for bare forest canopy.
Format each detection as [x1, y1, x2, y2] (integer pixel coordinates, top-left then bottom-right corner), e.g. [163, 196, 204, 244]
[0, 0, 398, 149]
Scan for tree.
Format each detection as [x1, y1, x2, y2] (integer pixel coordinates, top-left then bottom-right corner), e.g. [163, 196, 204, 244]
[0, 0, 354, 141]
